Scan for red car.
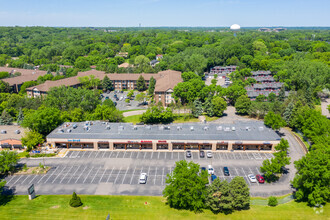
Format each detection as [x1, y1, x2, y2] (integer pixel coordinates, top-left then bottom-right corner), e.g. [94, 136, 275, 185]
[256, 174, 265, 183]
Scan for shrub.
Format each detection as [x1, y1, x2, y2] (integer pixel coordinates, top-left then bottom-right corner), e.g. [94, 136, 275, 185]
[268, 196, 278, 206]
[69, 192, 82, 207]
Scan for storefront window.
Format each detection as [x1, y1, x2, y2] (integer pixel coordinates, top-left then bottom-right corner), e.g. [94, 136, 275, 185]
[172, 143, 185, 150]
[157, 143, 168, 150]
[114, 143, 126, 149]
[216, 144, 228, 150]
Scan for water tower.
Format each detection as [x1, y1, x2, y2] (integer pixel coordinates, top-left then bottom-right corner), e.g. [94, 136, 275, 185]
[230, 24, 241, 37]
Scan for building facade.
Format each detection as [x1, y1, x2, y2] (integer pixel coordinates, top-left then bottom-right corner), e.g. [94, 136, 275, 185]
[47, 121, 281, 152]
[208, 66, 237, 77]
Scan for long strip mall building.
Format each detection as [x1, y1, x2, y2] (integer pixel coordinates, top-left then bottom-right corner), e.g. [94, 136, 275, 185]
[47, 121, 281, 152]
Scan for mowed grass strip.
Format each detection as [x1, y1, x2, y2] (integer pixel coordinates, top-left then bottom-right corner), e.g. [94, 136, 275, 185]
[0, 195, 328, 220]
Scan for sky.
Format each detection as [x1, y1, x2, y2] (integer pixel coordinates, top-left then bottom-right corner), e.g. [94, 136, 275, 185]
[0, 0, 329, 27]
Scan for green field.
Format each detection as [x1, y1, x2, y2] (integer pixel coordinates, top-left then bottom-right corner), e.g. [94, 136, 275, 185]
[0, 195, 328, 220]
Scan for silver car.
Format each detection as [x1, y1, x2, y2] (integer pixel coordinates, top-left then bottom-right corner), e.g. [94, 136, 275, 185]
[248, 174, 257, 183]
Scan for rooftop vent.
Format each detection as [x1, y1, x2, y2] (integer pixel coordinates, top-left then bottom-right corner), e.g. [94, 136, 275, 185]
[15, 130, 21, 134]
[177, 126, 182, 131]
[224, 127, 231, 132]
[259, 126, 264, 131]
[118, 126, 124, 131]
[231, 127, 236, 131]
[72, 124, 77, 129]
[106, 125, 111, 130]
[203, 126, 209, 131]
[67, 129, 72, 133]
[85, 121, 90, 126]
[190, 126, 194, 131]
[245, 127, 250, 131]
[1, 130, 6, 134]
[58, 129, 64, 133]
[146, 125, 151, 130]
[84, 126, 90, 131]
[216, 126, 223, 131]
[133, 126, 138, 130]
[159, 126, 164, 130]
[164, 126, 170, 130]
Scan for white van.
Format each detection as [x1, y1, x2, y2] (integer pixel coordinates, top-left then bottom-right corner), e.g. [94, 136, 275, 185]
[139, 173, 147, 184]
[208, 165, 214, 175]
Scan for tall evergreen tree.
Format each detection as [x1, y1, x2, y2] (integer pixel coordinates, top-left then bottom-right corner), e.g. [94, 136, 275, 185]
[206, 178, 233, 213]
[102, 75, 113, 92]
[136, 75, 147, 91]
[204, 97, 214, 117]
[278, 86, 285, 101]
[192, 99, 203, 118]
[229, 176, 250, 210]
[17, 108, 24, 125]
[283, 102, 294, 125]
[148, 76, 156, 95]
[0, 110, 13, 125]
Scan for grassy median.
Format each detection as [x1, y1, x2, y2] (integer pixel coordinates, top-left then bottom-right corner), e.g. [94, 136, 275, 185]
[0, 195, 328, 220]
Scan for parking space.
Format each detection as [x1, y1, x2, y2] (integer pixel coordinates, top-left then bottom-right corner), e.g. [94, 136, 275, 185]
[65, 150, 274, 161]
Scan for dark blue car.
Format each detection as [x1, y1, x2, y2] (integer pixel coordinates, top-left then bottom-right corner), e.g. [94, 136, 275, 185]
[211, 174, 217, 182]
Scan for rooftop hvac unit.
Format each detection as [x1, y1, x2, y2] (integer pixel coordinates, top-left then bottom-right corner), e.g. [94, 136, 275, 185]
[190, 126, 194, 131]
[15, 130, 21, 134]
[72, 124, 77, 129]
[164, 126, 170, 130]
[203, 126, 208, 131]
[133, 126, 138, 130]
[176, 126, 182, 130]
[67, 129, 72, 133]
[58, 129, 64, 133]
[216, 126, 222, 131]
[159, 126, 164, 130]
[245, 127, 250, 131]
[231, 127, 236, 131]
[1, 130, 6, 134]
[259, 127, 264, 131]
[224, 127, 231, 132]
[106, 125, 111, 130]
[118, 126, 124, 130]
[146, 125, 151, 130]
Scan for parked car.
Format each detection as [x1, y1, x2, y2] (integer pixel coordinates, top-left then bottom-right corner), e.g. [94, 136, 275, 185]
[208, 165, 214, 175]
[206, 151, 213, 158]
[200, 150, 205, 158]
[116, 98, 119, 101]
[211, 174, 217, 182]
[114, 94, 117, 98]
[186, 150, 192, 158]
[139, 173, 147, 184]
[248, 174, 257, 183]
[256, 174, 265, 183]
[201, 167, 206, 172]
[105, 96, 109, 100]
[113, 102, 117, 106]
[223, 167, 230, 176]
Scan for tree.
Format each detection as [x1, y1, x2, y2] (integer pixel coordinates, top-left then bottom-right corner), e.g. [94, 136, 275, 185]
[256, 94, 266, 102]
[260, 158, 282, 182]
[292, 146, 330, 206]
[135, 93, 147, 104]
[229, 176, 250, 210]
[89, 105, 123, 122]
[16, 108, 24, 125]
[205, 178, 233, 213]
[78, 75, 100, 89]
[211, 96, 227, 117]
[140, 106, 174, 124]
[22, 107, 62, 136]
[163, 160, 208, 212]
[127, 90, 134, 99]
[136, 75, 147, 91]
[268, 196, 278, 206]
[0, 110, 13, 125]
[283, 102, 294, 125]
[69, 192, 83, 207]
[278, 86, 285, 101]
[192, 99, 203, 118]
[21, 130, 44, 151]
[264, 111, 286, 131]
[181, 71, 199, 82]
[102, 75, 113, 92]
[0, 150, 19, 174]
[173, 79, 205, 104]
[0, 80, 10, 93]
[226, 84, 246, 105]
[267, 93, 276, 102]
[148, 76, 156, 96]
[103, 99, 115, 108]
[19, 81, 38, 95]
[204, 97, 214, 117]
[235, 95, 251, 115]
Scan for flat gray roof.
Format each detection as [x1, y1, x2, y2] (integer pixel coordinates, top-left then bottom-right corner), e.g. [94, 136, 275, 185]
[47, 121, 281, 142]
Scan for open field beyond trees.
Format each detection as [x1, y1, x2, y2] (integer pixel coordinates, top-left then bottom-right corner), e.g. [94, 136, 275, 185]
[0, 195, 328, 220]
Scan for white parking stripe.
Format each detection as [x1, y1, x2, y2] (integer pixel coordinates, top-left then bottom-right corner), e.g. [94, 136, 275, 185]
[109, 151, 113, 158]
[67, 166, 80, 183]
[60, 166, 74, 183]
[255, 167, 261, 174]
[20, 175, 30, 185]
[12, 175, 24, 185]
[151, 151, 154, 159]
[136, 151, 140, 158]
[158, 151, 160, 160]
[234, 168, 240, 177]
[129, 166, 136, 184]
[42, 166, 60, 184]
[75, 166, 88, 184]
[28, 174, 39, 185]
[106, 167, 115, 183]
[171, 152, 173, 160]
[52, 166, 67, 183]
[164, 152, 167, 159]
[95, 151, 100, 158]
[99, 169, 107, 183]
[177, 152, 179, 160]
[123, 151, 126, 158]
[91, 166, 102, 183]
[102, 151, 106, 158]
[83, 167, 94, 183]
[121, 167, 130, 184]
[154, 167, 158, 185]
[143, 152, 147, 159]
[116, 152, 120, 158]
[241, 167, 250, 186]
[82, 151, 87, 158]
[232, 153, 236, 160]
[114, 167, 122, 184]
[6, 176, 15, 184]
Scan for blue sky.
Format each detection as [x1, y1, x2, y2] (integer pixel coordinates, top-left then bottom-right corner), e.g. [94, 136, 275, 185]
[0, 0, 329, 27]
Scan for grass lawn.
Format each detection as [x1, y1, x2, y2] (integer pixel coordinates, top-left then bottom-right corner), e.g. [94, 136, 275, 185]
[123, 115, 141, 124]
[0, 195, 328, 220]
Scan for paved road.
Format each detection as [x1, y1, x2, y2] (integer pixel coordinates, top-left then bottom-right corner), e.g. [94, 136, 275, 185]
[123, 110, 146, 117]
[321, 98, 330, 119]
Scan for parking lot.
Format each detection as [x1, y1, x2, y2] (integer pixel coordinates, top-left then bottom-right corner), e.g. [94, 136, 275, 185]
[4, 150, 288, 197]
[102, 91, 147, 111]
[64, 150, 274, 161]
